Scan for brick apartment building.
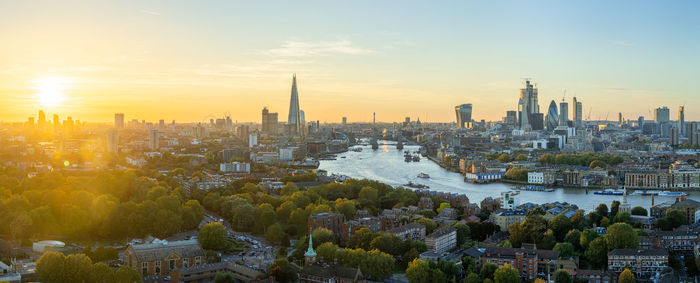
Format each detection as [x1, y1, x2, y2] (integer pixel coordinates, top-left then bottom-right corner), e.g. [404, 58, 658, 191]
[308, 212, 345, 235]
[386, 222, 426, 241]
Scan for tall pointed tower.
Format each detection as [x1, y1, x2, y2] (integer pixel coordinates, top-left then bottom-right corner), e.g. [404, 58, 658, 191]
[288, 74, 302, 136]
[304, 234, 316, 266]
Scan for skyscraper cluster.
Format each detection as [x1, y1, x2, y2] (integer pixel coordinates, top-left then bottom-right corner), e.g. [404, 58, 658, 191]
[517, 80, 540, 130]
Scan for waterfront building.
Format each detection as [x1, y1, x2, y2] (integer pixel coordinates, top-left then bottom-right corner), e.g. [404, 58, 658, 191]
[527, 171, 555, 185]
[608, 249, 668, 279]
[287, 74, 302, 136]
[455, 103, 473, 129]
[500, 191, 520, 210]
[545, 100, 558, 131]
[425, 227, 457, 253]
[654, 106, 670, 123]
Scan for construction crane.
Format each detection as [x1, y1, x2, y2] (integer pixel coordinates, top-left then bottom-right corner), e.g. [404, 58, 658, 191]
[562, 89, 567, 102]
[586, 107, 593, 121]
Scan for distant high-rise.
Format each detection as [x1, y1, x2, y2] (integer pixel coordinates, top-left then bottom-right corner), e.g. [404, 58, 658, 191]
[342, 117, 347, 125]
[107, 129, 119, 155]
[53, 114, 60, 133]
[618, 112, 623, 125]
[638, 116, 644, 128]
[114, 113, 125, 129]
[690, 122, 699, 145]
[670, 127, 680, 146]
[531, 113, 544, 131]
[573, 97, 582, 127]
[149, 129, 159, 150]
[559, 101, 569, 126]
[545, 100, 559, 131]
[455, 104, 472, 129]
[262, 107, 278, 135]
[654, 106, 670, 123]
[300, 110, 306, 136]
[678, 106, 685, 136]
[518, 80, 539, 130]
[505, 111, 517, 126]
[37, 110, 46, 131]
[159, 119, 165, 129]
[287, 74, 302, 136]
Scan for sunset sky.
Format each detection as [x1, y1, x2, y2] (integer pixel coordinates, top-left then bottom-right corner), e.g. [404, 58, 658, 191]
[1, 1, 698, 123]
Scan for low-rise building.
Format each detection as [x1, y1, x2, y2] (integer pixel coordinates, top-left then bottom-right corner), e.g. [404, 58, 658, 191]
[170, 261, 269, 283]
[425, 227, 457, 253]
[123, 239, 205, 278]
[607, 248, 668, 279]
[490, 210, 527, 231]
[308, 212, 345, 236]
[386, 222, 426, 241]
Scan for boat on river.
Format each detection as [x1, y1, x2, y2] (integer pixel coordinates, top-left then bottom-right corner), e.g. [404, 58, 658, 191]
[403, 181, 429, 189]
[417, 173, 430, 178]
[593, 189, 624, 196]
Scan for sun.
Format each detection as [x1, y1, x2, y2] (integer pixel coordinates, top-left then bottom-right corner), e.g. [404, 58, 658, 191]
[32, 77, 69, 107]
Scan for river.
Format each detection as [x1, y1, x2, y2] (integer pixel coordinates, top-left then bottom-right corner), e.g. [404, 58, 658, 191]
[318, 141, 700, 211]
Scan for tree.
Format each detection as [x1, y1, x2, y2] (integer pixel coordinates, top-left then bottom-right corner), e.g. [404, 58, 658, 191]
[348, 228, 377, 250]
[465, 272, 482, 283]
[589, 160, 606, 169]
[370, 233, 404, 256]
[497, 153, 512, 163]
[265, 224, 285, 244]
[36, 251, 66, 283]
[555, 270, 573, 283]
[92, 262, 116, 282]
[198, 222, 228, 250]
[406, 259, 445, 283]
[214, 272, 236, 283]
[666, 209, 688, 227]
[539, 153, 555, 164]
[618, 268, 635, 283]
[493, 264, 519, 283]
[514, 154, 528, 161]
[415, 218, 438, 234]
[268, 259, 297, 283]
[549, 214, 572, 241]
[631, 206, 647, 216]
[610, 200, 620, 218]
[358, 186, 378, 202]
[437, 202, 451, 214]
[64, 254, 94, 282]
[605, 223, 638, 250]
[453, 223, 471, 246]
[311, 228, 336, 246]
[334, 199, 357, 219]
[316, 242, 338, 263]
[115, 266, 142, 283]
[564, 229, 581, 251]
[570, 210, 585, 230]
[586, 238, 608, 269]
[580, 229, 598, 250]
[595, 204, 609, 218]
[480, 263, 498, 280]
[554, 242, 575, 257]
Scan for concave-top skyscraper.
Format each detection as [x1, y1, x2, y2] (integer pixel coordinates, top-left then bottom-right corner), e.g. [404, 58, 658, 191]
[288, 74, 302, 136]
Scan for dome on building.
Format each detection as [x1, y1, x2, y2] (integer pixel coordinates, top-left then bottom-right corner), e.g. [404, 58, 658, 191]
[546, 100, 559, 131]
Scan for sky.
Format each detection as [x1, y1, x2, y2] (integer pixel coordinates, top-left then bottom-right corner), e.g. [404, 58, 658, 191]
[1, 0, 699, 123]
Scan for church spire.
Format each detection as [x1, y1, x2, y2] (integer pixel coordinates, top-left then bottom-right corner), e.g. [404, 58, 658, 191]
[305, 234, 316, 257]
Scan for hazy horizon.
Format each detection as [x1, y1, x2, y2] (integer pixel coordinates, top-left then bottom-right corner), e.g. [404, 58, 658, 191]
[2, 1, 699, 123]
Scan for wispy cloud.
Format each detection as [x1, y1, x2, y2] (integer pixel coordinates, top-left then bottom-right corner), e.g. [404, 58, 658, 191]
[139, 9, 161, 16]
[612, 41, 634, 46]
[268, 40, 374, 57]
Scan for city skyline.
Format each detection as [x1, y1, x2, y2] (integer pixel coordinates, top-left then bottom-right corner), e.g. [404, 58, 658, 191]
[1, 1, 699, 123]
